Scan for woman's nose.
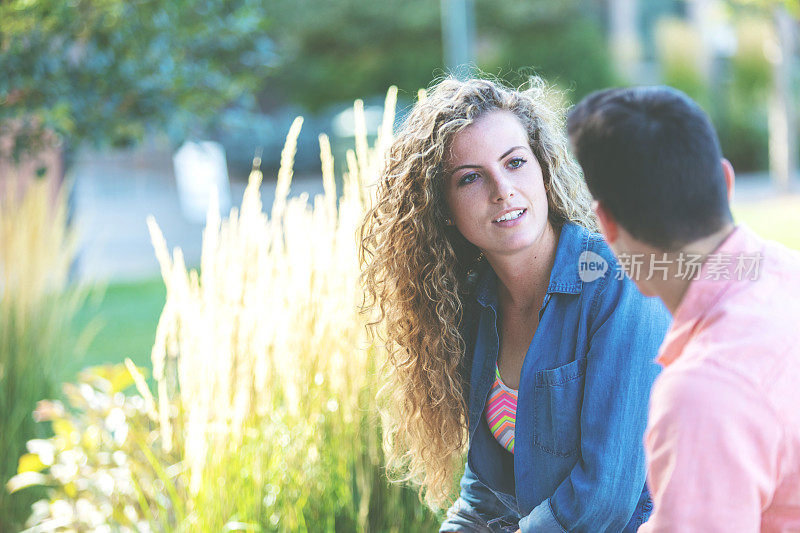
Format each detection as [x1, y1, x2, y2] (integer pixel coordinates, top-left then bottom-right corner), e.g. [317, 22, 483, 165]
[490, 172, 514, 202]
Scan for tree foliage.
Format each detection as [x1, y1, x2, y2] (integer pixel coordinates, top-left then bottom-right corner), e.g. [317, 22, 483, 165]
[265, 0, 615, 111]
[475, 0, 616, 100]
[263, 0, 443, 113]
[0, 0, 274, 158]
[2, 0, 617, 158]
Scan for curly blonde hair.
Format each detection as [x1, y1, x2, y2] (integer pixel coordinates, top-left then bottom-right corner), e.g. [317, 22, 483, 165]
[360, 76, 596, 508]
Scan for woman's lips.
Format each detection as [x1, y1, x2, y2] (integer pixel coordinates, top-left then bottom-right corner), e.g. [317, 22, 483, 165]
[492, 208, 527, 227]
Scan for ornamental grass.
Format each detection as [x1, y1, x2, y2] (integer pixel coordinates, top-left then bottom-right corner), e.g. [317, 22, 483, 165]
[0, 170, 89, 531]
[10, 89, 440, 531]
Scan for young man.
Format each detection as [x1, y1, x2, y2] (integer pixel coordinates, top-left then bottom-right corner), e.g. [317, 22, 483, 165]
[567, 86, 800, 531]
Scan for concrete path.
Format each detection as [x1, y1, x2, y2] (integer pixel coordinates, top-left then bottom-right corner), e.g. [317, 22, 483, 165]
[71, 144, 325, 283]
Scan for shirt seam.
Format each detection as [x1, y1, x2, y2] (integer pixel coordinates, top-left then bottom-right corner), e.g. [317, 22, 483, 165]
[588, 253, 611, 326]
[547, 498, 569, 533]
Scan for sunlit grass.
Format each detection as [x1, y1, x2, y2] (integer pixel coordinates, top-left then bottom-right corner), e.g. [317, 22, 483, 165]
[12, 88, 440, 531]
[70, 279, 164, 378]
[143, 88, 437, 530]
[734, 194, 800, 250]
[0, 172, 86, 531]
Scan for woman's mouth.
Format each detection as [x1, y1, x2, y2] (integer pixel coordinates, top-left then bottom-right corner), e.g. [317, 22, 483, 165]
[492, 208, 527, 225]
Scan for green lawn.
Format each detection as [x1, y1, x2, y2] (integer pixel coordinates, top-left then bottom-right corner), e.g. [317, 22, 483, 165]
[733, 194, 800, 251]
[70, 194, 798, 376]
[69, 278, 166, 380]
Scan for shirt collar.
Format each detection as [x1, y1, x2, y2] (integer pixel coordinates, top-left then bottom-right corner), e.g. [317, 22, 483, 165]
[474, 222, 589, 309]
[656, 224, 761, 366]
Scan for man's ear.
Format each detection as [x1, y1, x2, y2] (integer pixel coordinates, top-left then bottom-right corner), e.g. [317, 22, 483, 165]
[721, 158, 735, 203]
[593, 200, 619, 244]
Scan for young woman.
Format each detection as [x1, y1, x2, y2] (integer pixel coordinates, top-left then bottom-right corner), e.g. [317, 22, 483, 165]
[360, 77, 671, 532]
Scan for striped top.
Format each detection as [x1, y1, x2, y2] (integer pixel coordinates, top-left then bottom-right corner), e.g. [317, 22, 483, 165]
[485, 363, 518, 454]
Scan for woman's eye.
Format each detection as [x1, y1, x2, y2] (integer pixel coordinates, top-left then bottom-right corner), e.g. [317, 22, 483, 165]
[459, 172, 479, 185]
[508, 157, 527, 169]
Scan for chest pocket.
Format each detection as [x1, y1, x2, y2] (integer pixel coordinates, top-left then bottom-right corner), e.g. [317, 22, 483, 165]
[533, 356, 587, 457]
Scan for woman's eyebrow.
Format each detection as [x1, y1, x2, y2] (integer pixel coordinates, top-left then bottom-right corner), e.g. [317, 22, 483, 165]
[449, 163, 479, 175]
[498, 145, 527, 160]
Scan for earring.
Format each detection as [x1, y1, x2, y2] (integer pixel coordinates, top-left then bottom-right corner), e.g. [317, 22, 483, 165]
[444, 217, 454, 226]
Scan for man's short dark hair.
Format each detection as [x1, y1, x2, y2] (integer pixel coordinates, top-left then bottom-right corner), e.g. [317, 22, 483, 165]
[567, 86, 733, 249]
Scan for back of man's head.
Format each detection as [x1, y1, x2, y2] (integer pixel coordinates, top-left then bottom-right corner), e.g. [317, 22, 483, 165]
[568, 86, 733, 250]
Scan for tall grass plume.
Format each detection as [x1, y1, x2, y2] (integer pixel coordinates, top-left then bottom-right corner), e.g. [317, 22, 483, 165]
[9, 87, 439, 531]
[0, 171, 86, 530]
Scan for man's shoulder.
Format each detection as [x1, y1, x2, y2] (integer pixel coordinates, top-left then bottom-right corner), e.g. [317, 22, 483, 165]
[691, 269, 800, 387]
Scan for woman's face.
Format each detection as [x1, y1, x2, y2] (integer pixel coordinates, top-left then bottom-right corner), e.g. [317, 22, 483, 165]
[443, 109, 550, 259]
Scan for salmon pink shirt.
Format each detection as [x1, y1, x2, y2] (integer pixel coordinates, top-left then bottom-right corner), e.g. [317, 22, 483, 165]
[640, 225, 800, 532]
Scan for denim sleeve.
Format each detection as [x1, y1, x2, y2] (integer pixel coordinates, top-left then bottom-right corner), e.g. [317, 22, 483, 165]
[440, 461, 512, 532]
[519, 274, 669, 533]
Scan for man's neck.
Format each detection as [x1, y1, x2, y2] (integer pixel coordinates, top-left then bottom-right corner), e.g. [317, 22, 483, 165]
[657, 223, 737, 315]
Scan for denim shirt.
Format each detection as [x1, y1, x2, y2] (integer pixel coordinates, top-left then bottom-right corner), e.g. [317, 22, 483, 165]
[440, 223, 671, 533]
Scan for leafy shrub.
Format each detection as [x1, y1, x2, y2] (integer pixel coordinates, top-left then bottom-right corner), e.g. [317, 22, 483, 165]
[8, 364, 184, 531]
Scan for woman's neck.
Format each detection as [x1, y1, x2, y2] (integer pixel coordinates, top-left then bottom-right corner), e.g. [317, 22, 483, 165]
[488, 223, 560, 314]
